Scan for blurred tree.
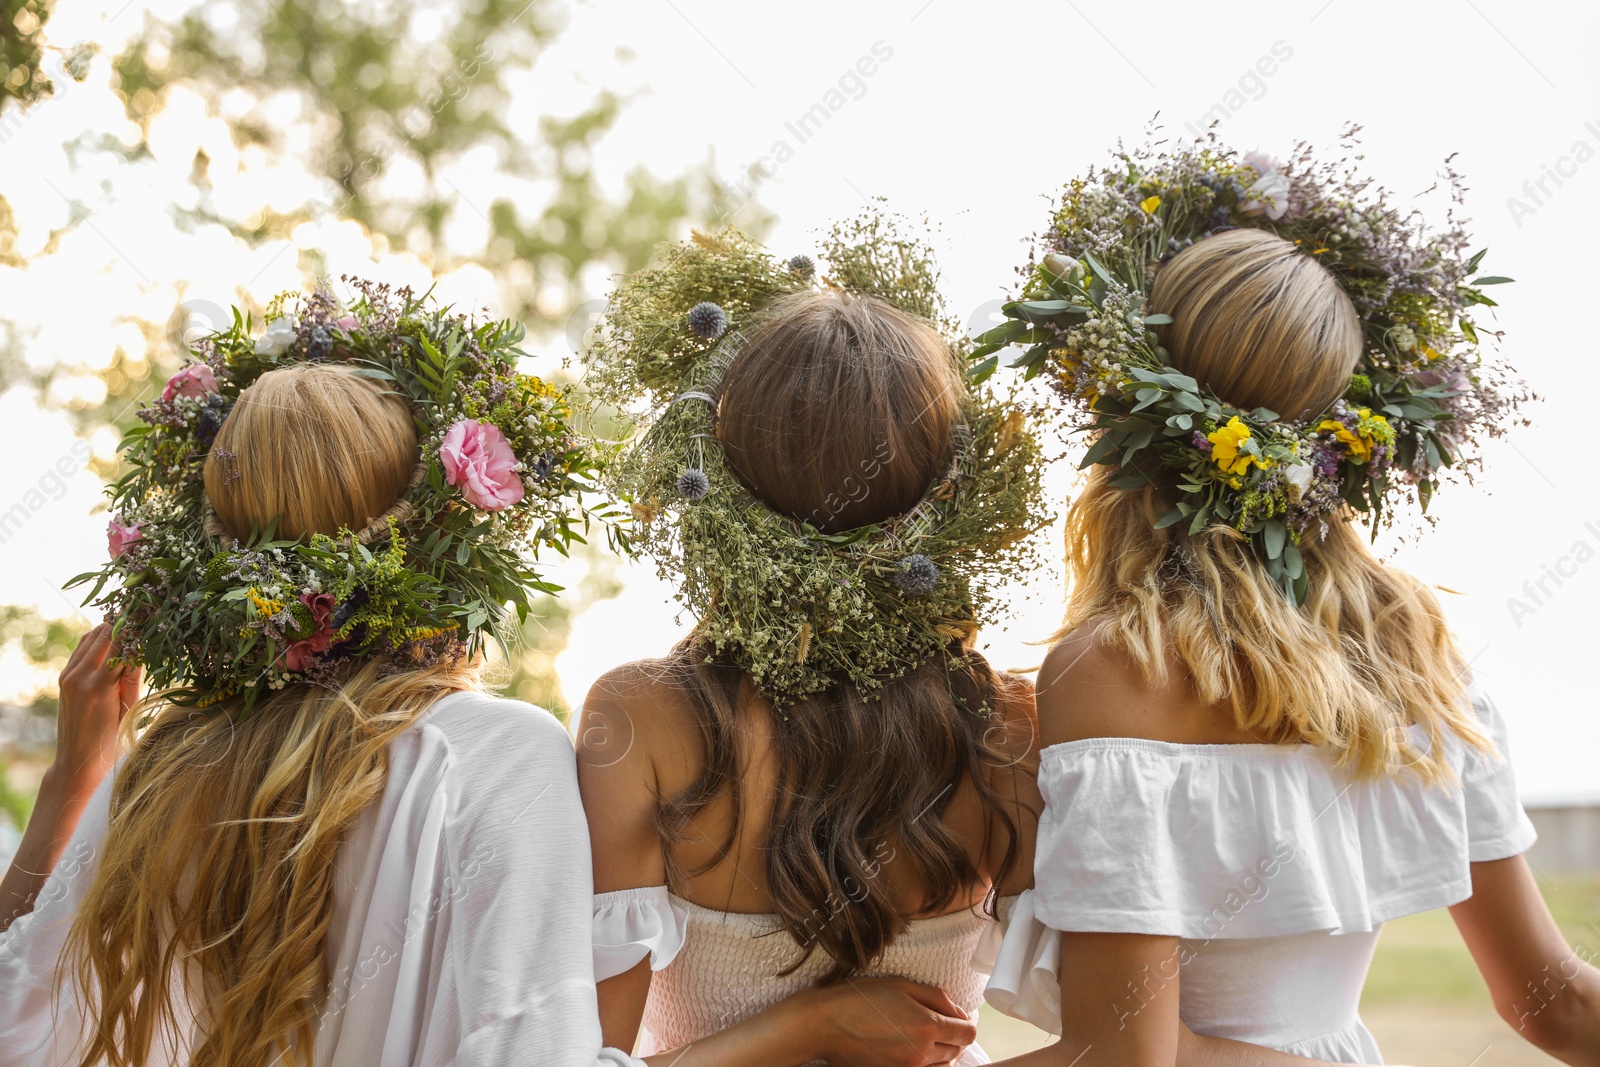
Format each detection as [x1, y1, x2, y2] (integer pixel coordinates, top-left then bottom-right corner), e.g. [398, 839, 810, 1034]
[0, 0, 770, 734]
[110, 0, 766, 336]
[498, 544, 624, 721]
[0, 0, 59, 111]
[0, 604, 83, 715]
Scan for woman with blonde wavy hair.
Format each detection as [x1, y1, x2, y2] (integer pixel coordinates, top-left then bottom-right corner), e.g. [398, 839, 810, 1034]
[979, 158, 1600, 1064]
[0, 290, 654, 1067]
[0, 285, 982, 1067]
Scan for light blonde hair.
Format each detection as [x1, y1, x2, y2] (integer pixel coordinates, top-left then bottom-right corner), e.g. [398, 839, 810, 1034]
[1150, 228, 1363, 420]
[205, 364, 418, 540]
[1066, 230, 1487, 781]
[63, 365, 478, 1067]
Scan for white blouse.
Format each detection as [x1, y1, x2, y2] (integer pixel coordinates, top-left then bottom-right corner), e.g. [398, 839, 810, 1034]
[0, 690, 642, 1067]
[976, 684, 1537, 1063]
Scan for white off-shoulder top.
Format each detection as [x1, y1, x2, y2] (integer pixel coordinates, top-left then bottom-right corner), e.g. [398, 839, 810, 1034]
[594, 888, 999, 1065]
[975, 684, 1537, 1063]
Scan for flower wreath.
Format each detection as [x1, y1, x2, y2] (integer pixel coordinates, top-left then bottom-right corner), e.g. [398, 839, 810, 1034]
[584, 215, 1050, 703]
[70, 279, 609, 708]
[972, 128, 1530, 603]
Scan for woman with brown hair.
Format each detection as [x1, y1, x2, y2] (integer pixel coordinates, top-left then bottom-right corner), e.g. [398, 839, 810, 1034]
[978, 146, 1600, 1065]
[574, 220, 1048, 1066]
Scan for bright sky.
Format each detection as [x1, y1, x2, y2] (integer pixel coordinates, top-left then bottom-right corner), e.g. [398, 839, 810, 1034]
[2, 0, 1596, 801]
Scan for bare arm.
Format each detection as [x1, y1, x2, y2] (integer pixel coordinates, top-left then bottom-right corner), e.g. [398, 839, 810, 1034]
[576, 671, 976, 1067]
[1, 625, 136, 931]
[985, 932, 1348, 1067]
[1450, 854, 1600, 1065]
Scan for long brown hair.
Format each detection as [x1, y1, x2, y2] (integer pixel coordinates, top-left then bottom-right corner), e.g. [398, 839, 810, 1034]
[62, 365, 480, 1067]
[661, 291, 1031, 980]
[1067, 230, 1487, 780]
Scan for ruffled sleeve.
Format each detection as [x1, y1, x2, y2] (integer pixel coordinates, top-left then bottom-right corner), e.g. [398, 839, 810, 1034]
[972, 891, 1062, 1035]
[1460, 686, 1538, 862]
[593, 885, 689, 982]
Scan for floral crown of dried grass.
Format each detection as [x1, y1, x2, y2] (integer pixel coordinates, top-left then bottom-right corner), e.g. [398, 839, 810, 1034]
[584, 212, 1050, 703]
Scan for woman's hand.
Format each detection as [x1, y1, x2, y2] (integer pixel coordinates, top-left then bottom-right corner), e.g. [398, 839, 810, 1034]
[635, 976, 977, 1067]
[804, 977, 979, 1067]
[50, 623, 140, 795]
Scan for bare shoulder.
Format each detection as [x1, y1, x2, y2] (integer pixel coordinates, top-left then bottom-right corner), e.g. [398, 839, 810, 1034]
[1035, 622, 1248, 748]
[575, 657, 705, 787]
[984, 670, 1039, 765]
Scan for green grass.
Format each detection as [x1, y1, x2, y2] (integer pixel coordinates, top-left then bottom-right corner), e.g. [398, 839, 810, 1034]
[0, 756, 33, 830]
[1363, 875, 1600, 1004]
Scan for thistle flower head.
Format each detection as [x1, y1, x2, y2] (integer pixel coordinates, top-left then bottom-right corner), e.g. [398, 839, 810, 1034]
[892, 554, 940, 596]
[676, 467, 711, 501]
[687, 301, 728, 340]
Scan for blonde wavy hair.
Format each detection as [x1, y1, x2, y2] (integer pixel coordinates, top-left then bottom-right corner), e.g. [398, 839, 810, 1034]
[62, 365, 481, 1067]
[1064, 229, 1488, 781]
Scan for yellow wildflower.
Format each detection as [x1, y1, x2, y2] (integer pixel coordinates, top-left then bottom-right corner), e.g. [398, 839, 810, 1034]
[1139, 195, 1161, 214]
[1206, 416, 1271, 478]
[1315, 407, 1392, 463]
[246, 588, 285, 617]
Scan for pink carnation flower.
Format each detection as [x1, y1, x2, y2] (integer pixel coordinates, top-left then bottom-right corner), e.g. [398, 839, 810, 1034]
[336, 315, 359, 330]
[107, 517, 142, 558]
[161, 363, 219, 402]
[440, 419, 525, 511]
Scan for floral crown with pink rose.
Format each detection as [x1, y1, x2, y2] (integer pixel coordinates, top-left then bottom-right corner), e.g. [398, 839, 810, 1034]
[70, 278, 613, 710]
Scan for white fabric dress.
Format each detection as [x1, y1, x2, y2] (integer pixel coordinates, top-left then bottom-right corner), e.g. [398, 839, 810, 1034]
[0, 690, 642, 1067]
[593, 887, 998, 1065]
[976, 685, 1537, 1063]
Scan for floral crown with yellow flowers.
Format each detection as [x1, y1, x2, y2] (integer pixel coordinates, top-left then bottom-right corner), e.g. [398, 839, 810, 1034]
[69, 279, 611, 710]
[971, 128, 1530, 603]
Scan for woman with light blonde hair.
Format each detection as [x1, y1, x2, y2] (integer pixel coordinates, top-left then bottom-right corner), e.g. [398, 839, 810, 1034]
[0, 285, 981, 1067]
[977, 152, 1600, 1063]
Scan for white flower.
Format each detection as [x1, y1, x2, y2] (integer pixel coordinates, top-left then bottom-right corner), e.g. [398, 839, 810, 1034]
[1239, 172, 1292, 221]
[1242, 150, 1279, 177]
[1284, 461, 1314, 497]
[254, 317, 297, 356]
